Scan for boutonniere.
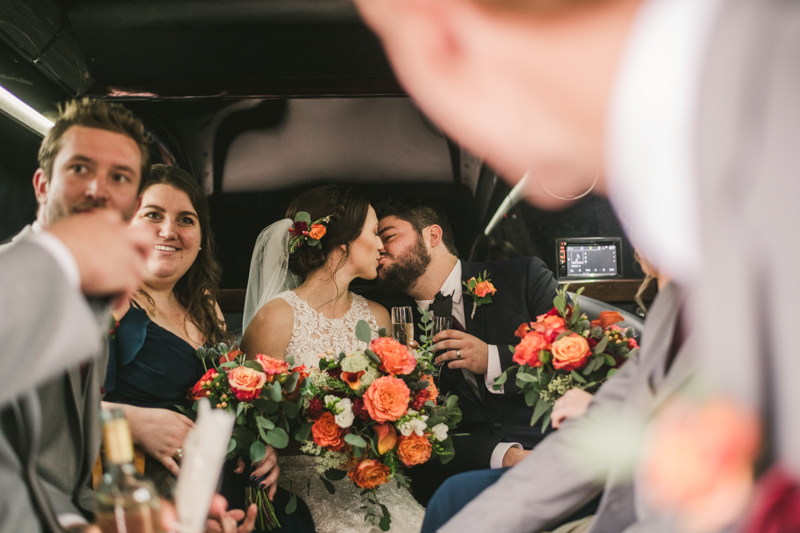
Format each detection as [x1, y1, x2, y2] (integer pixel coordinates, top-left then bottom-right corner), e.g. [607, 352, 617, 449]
[463, 271, 497, 319]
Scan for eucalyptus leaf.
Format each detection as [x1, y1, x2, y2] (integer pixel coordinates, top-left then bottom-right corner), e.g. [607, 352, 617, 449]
[530, 398, 552, 427]
[227, 438, 236, 454]
[320, 476, 336, 495]
[286, 355, 295, 367]
[493, 371, 508, 390]
[283, 371, 300, 394]
[570, 370, 587, 384]
[345, 434, 368, 448]
[524, 387, 539, 407]
[541, 411, 552, 433]
[285, 494, 297, 514]
[256, 415, 275, 430]
[380, 515, 391, 531]
[324, 469, 348, 481]
[516, 372, 536, 383]
[446, 395, 459, 411]
[593, 336, 609, 355]
[283, 400, 300, 419]
[219, 361, 237, 369]
[294, 422, 312, 442]
[268, 381, 282, 402]
[607, 368, 618, 378]
[554, 294, 566, 316]
[243, 360, 264, 371]
[295, 211, 312, 223]
[604, 354, 616, 366]
[365, 349, 381, 365]
[266, 428, 289, 449]
[355, 320, 373, 343]
[250, 441, 267, 463]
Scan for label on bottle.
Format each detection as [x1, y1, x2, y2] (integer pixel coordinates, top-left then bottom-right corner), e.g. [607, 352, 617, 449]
[103, 418, 134, 464]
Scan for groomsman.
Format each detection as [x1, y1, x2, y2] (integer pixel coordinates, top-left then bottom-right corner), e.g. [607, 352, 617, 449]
[1, 97, 152, 532]
[376, 198, 559, 504]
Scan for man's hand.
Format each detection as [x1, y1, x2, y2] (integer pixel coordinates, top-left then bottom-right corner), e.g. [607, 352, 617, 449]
[433, 329, 489, 374]
[501, 447, 531, 468]
[551, 388, 594, 429]
[106, 403, 194, 476]
[234, 445, 280, 500]
[47, 210, 151, 304]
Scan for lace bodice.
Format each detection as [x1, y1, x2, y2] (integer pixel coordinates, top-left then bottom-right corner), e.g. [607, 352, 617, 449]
[276, 290, 381, 368]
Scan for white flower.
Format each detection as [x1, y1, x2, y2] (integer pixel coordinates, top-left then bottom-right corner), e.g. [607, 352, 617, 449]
[359, 367, 381, 389]
[334, 398, 354, 428]
[324, 395, 339, 408]
[409, 418, 427, 436]
[341, 352, 370, 373]
[397, 421, 414, 437]
[431, 423, 449, 442]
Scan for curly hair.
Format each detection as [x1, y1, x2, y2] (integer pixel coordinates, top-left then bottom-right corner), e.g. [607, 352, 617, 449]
[137, 165, 234, 347]
[286, 185, 370, 278]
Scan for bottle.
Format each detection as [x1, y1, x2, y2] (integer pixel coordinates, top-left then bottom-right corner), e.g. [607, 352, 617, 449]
[95, 409, 162, 533]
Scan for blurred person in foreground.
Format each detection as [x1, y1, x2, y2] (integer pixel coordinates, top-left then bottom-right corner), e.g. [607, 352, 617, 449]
[354, 0, 798, 530]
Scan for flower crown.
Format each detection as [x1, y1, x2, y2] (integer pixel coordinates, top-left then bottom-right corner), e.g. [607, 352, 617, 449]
[288, 211, 333, 254]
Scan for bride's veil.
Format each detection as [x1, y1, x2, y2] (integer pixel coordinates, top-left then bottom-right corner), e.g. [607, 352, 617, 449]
[242, 219, 302, 333]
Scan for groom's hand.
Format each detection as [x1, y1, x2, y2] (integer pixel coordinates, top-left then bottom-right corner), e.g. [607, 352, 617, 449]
[433, 330, 489, 374]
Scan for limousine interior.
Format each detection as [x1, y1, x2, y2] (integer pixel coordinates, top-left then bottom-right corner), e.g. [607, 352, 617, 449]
[0, 0, 655, 336]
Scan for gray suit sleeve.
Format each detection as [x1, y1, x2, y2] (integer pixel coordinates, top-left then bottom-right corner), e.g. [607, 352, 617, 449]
[0, 240, 104, 406]
[439, 347, 645, 533]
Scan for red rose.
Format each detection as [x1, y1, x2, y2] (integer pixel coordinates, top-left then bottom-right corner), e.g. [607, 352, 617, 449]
[188, 368, 218, 401]
[293, 221, 308, 234]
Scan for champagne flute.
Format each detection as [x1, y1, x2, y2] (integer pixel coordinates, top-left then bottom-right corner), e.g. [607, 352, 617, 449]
[430, 315, 452, 401]
[391, 306, 414, 346]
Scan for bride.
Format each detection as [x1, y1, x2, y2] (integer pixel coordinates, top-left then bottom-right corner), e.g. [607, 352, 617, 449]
[240, 185, 425, 533]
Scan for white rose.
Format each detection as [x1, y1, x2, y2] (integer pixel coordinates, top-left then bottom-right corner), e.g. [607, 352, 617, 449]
[334, 399, 354, 428]
[397, 421, 414, 437]
[410, 418, 427, 437]
[324, 395, 339, 409]
[431, 423, 449, 442]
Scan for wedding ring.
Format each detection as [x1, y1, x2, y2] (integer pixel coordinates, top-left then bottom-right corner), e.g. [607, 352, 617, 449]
[174, 448, 184, 461]
[456, 350, 461, 360]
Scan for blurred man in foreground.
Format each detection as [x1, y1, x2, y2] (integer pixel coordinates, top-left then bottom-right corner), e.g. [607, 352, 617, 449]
[354, 0, 800, 530]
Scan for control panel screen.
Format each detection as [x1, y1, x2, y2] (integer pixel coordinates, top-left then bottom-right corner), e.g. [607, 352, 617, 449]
[565, 245, 617, 276]
[556, 238, 622, 279]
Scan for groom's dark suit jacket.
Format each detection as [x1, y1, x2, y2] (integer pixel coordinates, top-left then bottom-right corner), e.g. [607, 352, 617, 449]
[408, 257, 559, 504]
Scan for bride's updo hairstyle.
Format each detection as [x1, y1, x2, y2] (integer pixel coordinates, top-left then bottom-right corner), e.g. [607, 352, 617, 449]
[286, 185, 370, 278]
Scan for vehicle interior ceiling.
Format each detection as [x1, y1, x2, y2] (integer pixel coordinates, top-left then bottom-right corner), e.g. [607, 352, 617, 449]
[0, 0, 655, 338]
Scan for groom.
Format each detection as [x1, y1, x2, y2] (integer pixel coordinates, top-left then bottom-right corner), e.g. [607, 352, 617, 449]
[376, 198, 559, 504]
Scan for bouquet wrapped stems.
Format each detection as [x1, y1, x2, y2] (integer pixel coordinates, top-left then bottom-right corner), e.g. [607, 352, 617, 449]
[245, 486, 281, 531]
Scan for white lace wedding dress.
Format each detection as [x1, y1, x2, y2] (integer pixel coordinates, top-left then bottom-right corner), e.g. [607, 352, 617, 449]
[274, 290, 425, 533]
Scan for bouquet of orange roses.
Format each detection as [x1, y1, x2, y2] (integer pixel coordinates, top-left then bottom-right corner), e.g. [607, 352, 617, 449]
[493, 286, 639, 431]
[297, 320, 460, 531]
[189, 344, 310, 531]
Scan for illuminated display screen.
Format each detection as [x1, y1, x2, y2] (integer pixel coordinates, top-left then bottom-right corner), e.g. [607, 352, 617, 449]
[565, 244, 617, 277]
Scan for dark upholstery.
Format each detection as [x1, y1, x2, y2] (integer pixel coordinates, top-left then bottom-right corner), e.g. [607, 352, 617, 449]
[567, 291, 645, 339]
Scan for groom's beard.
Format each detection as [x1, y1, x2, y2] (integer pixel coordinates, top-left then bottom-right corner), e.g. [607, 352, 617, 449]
[377, 235, 431, 295]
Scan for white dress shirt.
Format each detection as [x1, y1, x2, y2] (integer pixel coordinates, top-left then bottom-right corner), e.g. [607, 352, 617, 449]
[1, 221, 80, 289]
[606, 0, 724, 285]
[416, 260, 519, 468]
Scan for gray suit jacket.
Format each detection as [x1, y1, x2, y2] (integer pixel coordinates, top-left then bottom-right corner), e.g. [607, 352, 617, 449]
[693, 0, 800, 481]
[438, 283, 693, 533]
[0, 238, 107, 532]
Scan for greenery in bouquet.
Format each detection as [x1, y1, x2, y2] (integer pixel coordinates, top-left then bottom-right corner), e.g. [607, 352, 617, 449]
[298, 320, 461, 531]
[493, 286, 639, 431]
[190, 343, 310, 531]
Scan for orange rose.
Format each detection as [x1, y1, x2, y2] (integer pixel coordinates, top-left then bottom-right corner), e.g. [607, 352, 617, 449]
[227, 366, 267, 402]
[311, 412, 346, 451]
[255, 354, 290, 381]
[514, 323, 532, 339]
[590, 311, 624, 329]
[374, 423, 398, 454]
[550, 334, 591, 371]
[421, 374, 438, 403]
[512, 331, 549, 367]
[370, 337, 416, 375]
[219, 349, 242, 364]
[397, 434, 432, 467]
[474, 280, 497, 298]
[532, 315, 567, 342]
[348, 458, 390, 489]
[363, 376, 411, 423]
[309, 223, 326, 240]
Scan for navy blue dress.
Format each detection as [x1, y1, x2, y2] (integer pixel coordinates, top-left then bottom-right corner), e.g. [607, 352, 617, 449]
[105, 305, 316, 533]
